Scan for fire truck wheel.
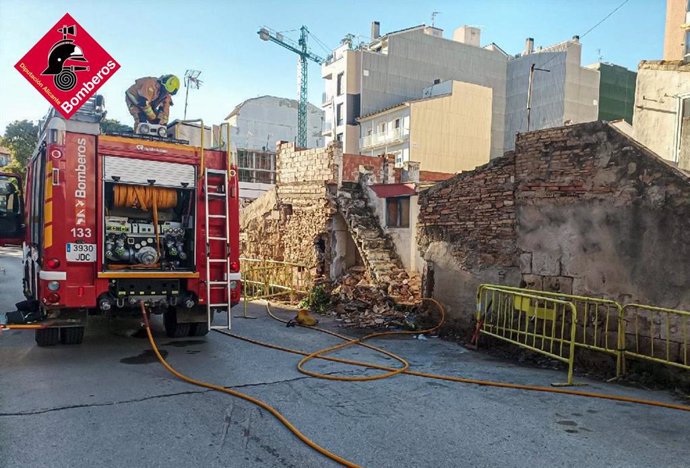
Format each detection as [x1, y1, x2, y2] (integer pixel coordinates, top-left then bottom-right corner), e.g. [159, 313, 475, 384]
[189, 322, 209, 336]
[60, 327, 85, 345]
[35, 328, 60, 346]
[163, 308, 191, 338]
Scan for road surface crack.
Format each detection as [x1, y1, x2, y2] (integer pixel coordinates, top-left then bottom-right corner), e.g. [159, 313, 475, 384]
[0, 371, 352, 417]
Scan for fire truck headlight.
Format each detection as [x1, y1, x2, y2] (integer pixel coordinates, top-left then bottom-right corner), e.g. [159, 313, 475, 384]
[47, 281, 60, 291]
[230, 281, 238, 290]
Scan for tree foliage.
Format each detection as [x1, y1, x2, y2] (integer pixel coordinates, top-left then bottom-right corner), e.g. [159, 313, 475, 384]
[2, 120, 38, 177]
[3, 120, 38, 171]
[100, 118, 132, 134]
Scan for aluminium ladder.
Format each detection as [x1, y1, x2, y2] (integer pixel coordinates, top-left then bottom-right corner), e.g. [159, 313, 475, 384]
[204, 168, 232, 330]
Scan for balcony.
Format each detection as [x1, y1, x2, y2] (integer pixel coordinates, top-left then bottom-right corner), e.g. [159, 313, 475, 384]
[322, 92, 334, 107]
[360, 127, 409, 150]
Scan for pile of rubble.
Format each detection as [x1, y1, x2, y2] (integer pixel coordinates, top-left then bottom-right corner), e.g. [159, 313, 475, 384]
[328, 266, 418, 329]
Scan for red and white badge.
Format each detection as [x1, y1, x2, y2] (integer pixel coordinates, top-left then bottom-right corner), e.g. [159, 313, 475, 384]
[15, 13, 120, 119]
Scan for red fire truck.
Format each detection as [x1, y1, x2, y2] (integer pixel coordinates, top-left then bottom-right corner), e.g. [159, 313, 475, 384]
[0, 97, 241, 346]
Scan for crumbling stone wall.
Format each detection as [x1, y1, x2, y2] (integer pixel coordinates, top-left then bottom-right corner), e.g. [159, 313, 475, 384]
[241, 142, 340, 271]
[418, 121, 690, 333]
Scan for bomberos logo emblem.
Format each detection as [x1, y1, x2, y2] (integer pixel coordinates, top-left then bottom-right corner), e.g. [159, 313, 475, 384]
[15, 13, 120, 119]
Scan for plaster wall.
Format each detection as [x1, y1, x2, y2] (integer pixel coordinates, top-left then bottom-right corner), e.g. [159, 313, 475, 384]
[633, 62, 690, 170]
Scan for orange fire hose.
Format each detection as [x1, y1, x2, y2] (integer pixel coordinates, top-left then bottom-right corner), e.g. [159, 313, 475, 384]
[0, 323, 48, 330]
[109, 185, 177, 270]
[139, 302, 361, 468]
[216, 301, 690, 413]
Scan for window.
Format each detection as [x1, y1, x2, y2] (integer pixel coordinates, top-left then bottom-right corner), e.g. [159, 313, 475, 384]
[394, 118, 400, 129]
[336, 73, 344, 96]
[394, 152, 404, 168]
[238, 150, 251, 169]
[685, 30, 690, 60]
[336, 132, 343, 142]
[386, 197, 410, 228]
[336, 103, 344, 126]
[379, 122, 386, 134]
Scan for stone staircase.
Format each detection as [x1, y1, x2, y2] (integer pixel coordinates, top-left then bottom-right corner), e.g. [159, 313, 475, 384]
[336, 181, 420, 301]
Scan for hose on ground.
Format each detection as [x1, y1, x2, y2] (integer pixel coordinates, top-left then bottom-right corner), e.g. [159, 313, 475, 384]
[138, 302, 360, 468]
[216, 300, 690, 413]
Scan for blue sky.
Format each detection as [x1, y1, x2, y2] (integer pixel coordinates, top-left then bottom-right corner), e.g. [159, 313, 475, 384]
[0, 0, 665, 133]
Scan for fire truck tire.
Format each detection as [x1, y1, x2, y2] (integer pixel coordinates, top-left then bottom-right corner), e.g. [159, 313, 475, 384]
[163, 308, 191, 338]
[60, 327, 85, 345]
[189, 322, 209, 336]
[35, 328, 59, 346]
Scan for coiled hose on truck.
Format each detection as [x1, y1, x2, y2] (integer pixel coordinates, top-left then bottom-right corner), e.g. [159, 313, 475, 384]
[109, 185, 178, 270]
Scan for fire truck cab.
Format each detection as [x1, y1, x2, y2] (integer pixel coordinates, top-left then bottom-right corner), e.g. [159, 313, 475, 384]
[1, 97, 241, 346]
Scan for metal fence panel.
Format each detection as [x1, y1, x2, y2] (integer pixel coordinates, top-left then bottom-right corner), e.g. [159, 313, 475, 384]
[476, 285, 578, 385]
[621, 304, 690, 372]
[479, 285, 624, 375]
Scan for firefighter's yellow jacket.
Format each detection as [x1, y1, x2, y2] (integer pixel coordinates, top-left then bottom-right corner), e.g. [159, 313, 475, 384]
[125, 77, 173, 124]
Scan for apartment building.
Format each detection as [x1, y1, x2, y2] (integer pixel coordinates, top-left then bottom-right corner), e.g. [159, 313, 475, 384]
[322, 22, 602, 162]
[357, 80, 492, 173]
[224, 95, 324, 201]
[322, 24, 508, 159]
[633, 0, 690, 170]
[504, 37, 599, 151]
[663, 0, 690, 60]
[586, 62, 637, 124]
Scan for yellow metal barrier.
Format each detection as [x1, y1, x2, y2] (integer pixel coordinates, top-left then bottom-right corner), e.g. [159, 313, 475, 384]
[479, 285, 624, 375]
[239, 258, 313, 317]
[620, 303, 690, 372]
[476, 285, 578, 385]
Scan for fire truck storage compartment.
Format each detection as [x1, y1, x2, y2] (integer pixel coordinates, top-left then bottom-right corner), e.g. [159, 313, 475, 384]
[102, 156, 197, 271]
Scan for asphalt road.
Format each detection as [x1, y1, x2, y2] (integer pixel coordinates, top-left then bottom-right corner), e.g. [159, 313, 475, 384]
[1, 246, 689, 467]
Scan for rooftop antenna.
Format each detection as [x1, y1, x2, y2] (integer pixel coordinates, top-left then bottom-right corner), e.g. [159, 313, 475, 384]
[183, 69, 203, 120]
[597, 48, 604, 62]
[431, 11, 441, 27]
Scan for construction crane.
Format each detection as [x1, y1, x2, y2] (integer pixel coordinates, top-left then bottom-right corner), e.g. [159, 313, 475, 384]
[258, 25, 325, 148]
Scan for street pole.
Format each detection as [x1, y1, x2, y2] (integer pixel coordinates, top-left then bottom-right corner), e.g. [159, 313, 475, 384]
[183, 83, 191, 120]
[526, 63, 550, 132]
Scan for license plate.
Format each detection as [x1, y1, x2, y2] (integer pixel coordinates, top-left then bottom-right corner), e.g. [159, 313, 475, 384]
[66, 243, 97, 262]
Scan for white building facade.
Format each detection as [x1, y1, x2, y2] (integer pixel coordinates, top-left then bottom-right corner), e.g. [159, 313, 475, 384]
[322, 24, 601, 161]
[224, 96, 324, 201]
[322, 25, 508, 159]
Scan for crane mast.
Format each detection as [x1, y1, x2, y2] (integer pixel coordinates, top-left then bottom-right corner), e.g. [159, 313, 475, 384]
[258, 25, 324, 148]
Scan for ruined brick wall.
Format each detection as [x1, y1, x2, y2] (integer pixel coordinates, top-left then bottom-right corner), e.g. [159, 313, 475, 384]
[515, 122, 690, 309]
[417, 121, 690, 335]
[342, 154, 382, 183]
[241, 143, 340, 271]
[417, 153, 519, 327]
[341, 154, 397, 183]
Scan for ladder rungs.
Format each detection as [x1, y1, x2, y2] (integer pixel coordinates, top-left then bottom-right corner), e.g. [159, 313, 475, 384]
[209, 214, 227, 218]
[208, 259, 228, 263]
[207, 192, 227, 197]
[208, 236, 227, 241]
[209, 303, 229, 307]
[206, 169, 228, 175]
[209, 280, 227, 285]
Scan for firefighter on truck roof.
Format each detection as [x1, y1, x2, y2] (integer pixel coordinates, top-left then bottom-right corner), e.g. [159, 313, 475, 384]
[125, 74, 180, 128]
